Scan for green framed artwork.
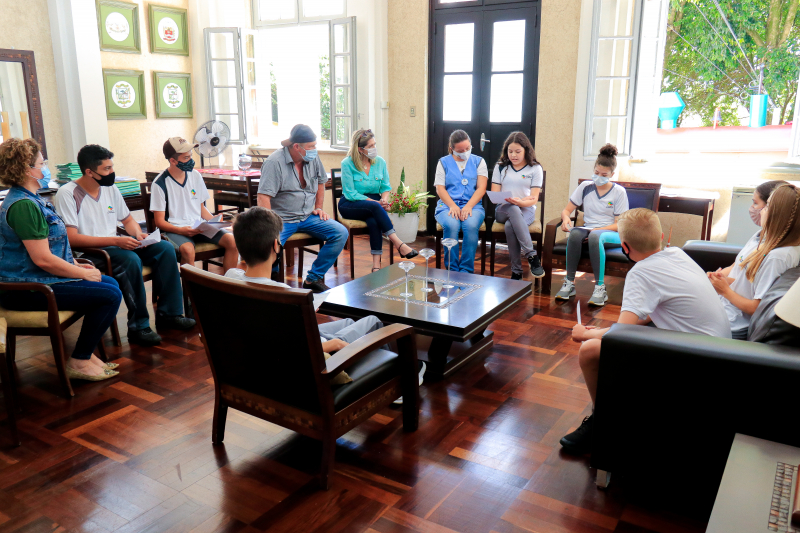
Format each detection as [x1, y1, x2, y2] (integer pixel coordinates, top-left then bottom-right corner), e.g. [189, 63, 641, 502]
[102, 69, 147, 120]
[96, 0, 140, 53]
[153, 71, 193, 118]
[148, 4, 189, 55]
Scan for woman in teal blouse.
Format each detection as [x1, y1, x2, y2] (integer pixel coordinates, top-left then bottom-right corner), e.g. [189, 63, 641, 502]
[339, 129, 418, 272]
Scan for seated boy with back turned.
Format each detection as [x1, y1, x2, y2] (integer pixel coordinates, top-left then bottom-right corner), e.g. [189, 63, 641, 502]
[560, 208, 731, 455]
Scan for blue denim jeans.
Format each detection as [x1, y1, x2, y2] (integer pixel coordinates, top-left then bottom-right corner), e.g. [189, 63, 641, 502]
[0, 276, 122, 360]
[435, 207, 485, 273]
[338, 194, 397, 255]
[278, 215, 348, 282]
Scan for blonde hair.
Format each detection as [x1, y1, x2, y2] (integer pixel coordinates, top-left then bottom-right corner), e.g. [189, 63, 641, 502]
[740, 184, 800, 282]
[0, 138, 40, 187]
[347, 129, 375, 173]
[618, 208, 663, 253]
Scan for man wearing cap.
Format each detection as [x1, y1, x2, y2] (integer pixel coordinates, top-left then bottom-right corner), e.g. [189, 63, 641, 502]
[257, 124, 347, 292]
[55, 144, 195, 347]
[151, 137, 239, 273]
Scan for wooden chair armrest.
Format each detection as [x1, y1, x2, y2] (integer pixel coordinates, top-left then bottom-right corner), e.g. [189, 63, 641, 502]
[322, 323, 416, 378]
[0, 281, 60, 326]
[72, 247, 113, 275]
[545, 216, 563, 228]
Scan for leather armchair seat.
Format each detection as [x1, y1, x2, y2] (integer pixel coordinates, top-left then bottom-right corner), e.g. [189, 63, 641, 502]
[332, 348, 398, 408]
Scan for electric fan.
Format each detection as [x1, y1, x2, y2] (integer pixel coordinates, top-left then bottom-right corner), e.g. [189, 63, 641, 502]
[193, 120, 231, 167]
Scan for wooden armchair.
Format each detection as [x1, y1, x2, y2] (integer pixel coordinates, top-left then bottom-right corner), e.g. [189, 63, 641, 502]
[0, 258, 110, 399]
[0, 317, 19, 446]
[541, 181, 661, 293]
[181, 265, 419, 489]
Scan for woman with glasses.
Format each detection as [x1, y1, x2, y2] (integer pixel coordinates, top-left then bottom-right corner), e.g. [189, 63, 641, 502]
[0, 138, 122, 381]
[339, 129, 418, 273]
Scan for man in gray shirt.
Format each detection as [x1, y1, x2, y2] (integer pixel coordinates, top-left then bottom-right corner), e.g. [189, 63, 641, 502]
[257, 124, 347, 292]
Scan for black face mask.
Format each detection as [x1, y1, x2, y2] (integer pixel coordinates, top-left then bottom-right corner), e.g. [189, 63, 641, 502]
[621, 243, 636, 264]
[93, 170, 116, 187]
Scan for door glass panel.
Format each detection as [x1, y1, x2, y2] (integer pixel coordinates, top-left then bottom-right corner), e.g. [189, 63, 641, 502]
[333, 23, 349, 53]
[444, 23, 474, 73]
[596, 40, 631, 76]
[599, 0, 635, 37]
[335, 116, 351, 146]
[591, 118, 626, 154]
[334, 56, 350, 84]
[491, 20, 525, 72]
[213, 88, 239, 114]
[208, 33, 235, 59]
[335, 86, 350, 114]
[594, 79, 629, 115]
[442, 74, 472, 121]
[212, 60, 237, 86]
[490, 73, 523, 122]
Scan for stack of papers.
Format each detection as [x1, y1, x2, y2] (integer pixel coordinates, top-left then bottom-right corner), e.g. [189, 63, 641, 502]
[56, 163, 82, 184]
[115, 177, 140, 197]
[137, 228, 161, 248]
[191, 215, 229, 239]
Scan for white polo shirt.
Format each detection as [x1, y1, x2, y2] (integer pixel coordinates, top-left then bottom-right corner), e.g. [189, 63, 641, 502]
[54, 181, 131, 237]
[150, 169, 210, 227]
[569, 181, 629, 228]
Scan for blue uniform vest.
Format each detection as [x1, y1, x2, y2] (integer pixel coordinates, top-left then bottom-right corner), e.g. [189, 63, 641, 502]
[0, 186, 78, 284]
[437, 154, 484, 210]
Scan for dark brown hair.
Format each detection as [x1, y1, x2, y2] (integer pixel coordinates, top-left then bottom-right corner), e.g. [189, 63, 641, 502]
[756, 180, 788, 204]
[497, 131, 540, 170]
[0, 138, 40, 187]
[447, 129, 470, 155]
[232, 207, 284, 265]
[595, 143, 618, 171]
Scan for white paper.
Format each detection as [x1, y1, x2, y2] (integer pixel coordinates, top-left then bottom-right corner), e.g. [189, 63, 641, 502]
[576, 300, 581, 325]
[192, 217, 226, 239]
[313, 293, 327, 311]
[487, 190, 513, 204]
[137, 228, 161, 248]
[566, 225, 589, 232]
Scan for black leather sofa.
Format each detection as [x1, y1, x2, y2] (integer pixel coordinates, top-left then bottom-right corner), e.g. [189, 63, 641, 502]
[589, 240, 800, 512]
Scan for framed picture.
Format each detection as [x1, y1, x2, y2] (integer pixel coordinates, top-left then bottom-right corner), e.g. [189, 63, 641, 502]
[148, 4, 189, 55]
[102, 69, 147, 119]
[97, 0, 141, 53]
[153, 71, 193, 118]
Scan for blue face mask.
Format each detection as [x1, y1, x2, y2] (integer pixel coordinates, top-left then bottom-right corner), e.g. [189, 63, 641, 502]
[592, 173, 610, 186]
[176, 158, 195, 172]
[38, 166, 52, 188]
[301, 147, 318, 162]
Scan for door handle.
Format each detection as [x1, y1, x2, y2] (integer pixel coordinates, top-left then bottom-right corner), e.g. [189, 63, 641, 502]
[480, 133, 490, 151]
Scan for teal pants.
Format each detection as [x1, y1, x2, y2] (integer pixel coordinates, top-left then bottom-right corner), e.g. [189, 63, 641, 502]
[565, 229, 621, 284]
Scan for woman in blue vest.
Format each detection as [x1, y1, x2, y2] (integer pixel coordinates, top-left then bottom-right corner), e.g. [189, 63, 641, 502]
[434, 130, 488, 273]
[0, 138, 122, 381]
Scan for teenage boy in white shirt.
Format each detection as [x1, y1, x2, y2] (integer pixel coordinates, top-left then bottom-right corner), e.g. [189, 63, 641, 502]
[559, 208, 731, 455]
[150, 137, 238, 272]
[55, 144, 195, 347]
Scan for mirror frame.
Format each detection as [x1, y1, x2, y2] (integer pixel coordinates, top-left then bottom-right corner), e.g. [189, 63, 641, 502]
[0, 48, 47, 159]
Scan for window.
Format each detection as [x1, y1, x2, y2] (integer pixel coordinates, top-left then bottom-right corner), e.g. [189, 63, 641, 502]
[204, 28, 246, 144]
[585, 0, 642, 156]
[253, 0, 345, 28]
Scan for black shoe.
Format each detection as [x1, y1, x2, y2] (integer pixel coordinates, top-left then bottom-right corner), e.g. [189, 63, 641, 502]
[528, 255, 545, 278]
[398, 243, 419, 260]
[127, 327, 162, 346]
[510, 272, 523, 281]
[303, 279, 331, 293]
[559, 414, 593, 455]
[156, 316, 197, 331]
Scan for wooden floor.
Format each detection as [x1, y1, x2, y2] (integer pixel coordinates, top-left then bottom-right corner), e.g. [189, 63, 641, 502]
[0, 236, 708, 533]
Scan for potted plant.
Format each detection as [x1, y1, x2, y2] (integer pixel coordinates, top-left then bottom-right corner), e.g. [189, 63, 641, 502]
[386, 167, 435, 243]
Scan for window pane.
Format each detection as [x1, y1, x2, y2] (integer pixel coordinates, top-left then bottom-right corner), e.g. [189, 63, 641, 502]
[245, 34, 255, 59]
[335, 86, 350, 114]
[208, 33, 235, 59]
[591, 117, 626, 153]
[212, 60, 236, 87]
[258, 0, 296, 22]
[444, 23, 474, 73]
[334, 116, 351, 146]
[246, 61, 256, 85]
[490, 73, 523, 122]
[491, 20, 525, 72]
[442, 74, 472, 122]
[217, 115, 241, 141]
[599, 0, 635, 37]
[334, 55, 350, 84]
[213, 88, 239, 114]
[333, 23, 349, 53]
[596, 39, 631, 76]
[302, 0, 344, 18]
[594, 79, 629, 115]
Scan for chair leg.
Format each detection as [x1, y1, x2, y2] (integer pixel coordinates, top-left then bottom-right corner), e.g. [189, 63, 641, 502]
[96, 338, 108, 362]
[211, 396, 228, 444]
[277, 248, 286, 283]
[298, 247, 305, 282]
[202, 260, 209, 271]
[435, 235, 442, 269]
[349, 234, 355, 280]
[480, 235, 486, 275]
[0, 351, 20, 447]
[542, 264, 553, 293]
[50, 331, 74, 398]
[110, 318, 122, 348]
[319, 434, 336, 490]
[389, 240, 394, 265]
[490, 237, 496, 277]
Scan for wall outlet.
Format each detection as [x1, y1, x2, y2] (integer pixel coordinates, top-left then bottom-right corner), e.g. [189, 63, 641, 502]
[410, 106, 416, 117]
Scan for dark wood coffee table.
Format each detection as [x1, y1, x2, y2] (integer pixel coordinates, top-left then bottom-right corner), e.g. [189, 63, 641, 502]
[319, 264, 532, 380]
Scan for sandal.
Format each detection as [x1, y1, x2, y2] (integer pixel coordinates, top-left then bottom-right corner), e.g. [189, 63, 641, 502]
[372, 267, 381, 273]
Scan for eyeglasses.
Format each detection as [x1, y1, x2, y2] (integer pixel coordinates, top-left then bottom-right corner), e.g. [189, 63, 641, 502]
[30, 159, 48, 170]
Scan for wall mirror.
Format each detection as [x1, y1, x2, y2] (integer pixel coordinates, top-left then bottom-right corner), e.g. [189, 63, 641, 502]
[0, 49, 47, 158]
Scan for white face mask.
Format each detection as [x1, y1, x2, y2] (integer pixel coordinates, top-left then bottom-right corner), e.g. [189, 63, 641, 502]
[364, 147, 378, 159]
[592, 173, 610, 186]
[454, 148, 471, 161]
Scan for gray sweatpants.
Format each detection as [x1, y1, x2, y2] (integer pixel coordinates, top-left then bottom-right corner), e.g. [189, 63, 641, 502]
[318, 316, 384, 344]
[565, 228, 620, 284]
[495, 204, 536, 275]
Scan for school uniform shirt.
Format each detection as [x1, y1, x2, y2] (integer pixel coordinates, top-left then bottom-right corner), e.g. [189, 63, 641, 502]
[433, 157, 488, 186]
[491, 163, 543, 216]
[569, 181, 629, 229]
[621, 247, 732, 338]
[721, 230, 800, 332]
[55, 181, 131, 237]
[150, 169, 210, 227]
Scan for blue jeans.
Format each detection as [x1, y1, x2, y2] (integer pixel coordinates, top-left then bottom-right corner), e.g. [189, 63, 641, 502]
[338, 194, 396, 255]
[435, 207, 485, 273]
[278, 215, 348, 282]
[0, 276, 122, 360]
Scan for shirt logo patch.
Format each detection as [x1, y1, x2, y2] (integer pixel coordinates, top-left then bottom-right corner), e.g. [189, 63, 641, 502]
[107, 206, 115, 213]
[190, 189, 197, 198]
[606, 201, 614, 208]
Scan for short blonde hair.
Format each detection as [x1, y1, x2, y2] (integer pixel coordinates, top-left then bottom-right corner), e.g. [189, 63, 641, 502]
[618, 208, 662, 253]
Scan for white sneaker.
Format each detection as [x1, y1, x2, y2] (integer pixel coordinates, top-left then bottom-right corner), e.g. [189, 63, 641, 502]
[555, 279, 576, 300]
[394, 362, 426, 405]
[588, 284, 608, 306]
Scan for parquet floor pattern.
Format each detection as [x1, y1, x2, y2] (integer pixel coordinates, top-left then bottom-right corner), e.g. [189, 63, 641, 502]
[0, 236, 707, 533]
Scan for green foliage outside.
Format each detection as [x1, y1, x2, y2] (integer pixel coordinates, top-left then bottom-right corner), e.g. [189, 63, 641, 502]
[270, 62, 278, 125]
[662, 0, 799, 127]
[320, 55, 330, 140]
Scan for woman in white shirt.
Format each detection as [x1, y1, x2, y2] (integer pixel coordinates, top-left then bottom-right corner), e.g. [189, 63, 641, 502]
[709, 182, 800, 339]
[490, 132, 544, 280]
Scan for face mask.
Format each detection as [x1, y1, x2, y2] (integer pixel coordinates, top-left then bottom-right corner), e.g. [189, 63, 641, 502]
[749, 204, 763, 226]
[621, 243, 636, 264]
[364, 147, 378, 159]
[301, 147, 318, 162]
[37, 166, 52, 188]
[592, 173, 610, 186]
[93, 170, 116, 187]
[454, 148, 471, 161]
[176, 158, 195, 172]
